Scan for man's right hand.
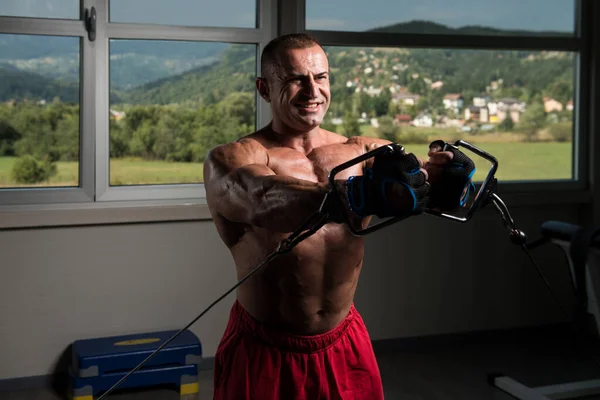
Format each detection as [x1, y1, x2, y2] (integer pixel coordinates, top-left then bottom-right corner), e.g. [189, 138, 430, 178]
[345, 146, 430, 219]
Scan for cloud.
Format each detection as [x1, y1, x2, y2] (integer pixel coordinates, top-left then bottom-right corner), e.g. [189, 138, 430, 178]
[306, 18, 347, 30]
[235, 12, 256, 28]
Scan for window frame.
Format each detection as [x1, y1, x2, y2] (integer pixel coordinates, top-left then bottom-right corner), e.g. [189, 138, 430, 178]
[287, 0, 594, 195]
[0, 0, 275, 207]
[0, 0, 598, 228]
[94, 0, 275, 202]
[0, 0, 95, 206]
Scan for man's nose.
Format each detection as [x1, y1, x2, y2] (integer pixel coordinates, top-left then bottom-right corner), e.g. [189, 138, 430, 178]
[304, 77, 319, 98]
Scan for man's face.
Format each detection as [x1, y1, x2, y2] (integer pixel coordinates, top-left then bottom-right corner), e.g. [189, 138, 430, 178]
[259, 45, 331, 132]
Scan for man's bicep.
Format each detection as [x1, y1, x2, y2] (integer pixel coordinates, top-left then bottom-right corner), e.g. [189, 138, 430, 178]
[203, 143, 274, 222]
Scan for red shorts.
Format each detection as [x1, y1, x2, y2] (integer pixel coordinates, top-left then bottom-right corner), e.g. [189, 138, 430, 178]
[213, 300, 384, 400]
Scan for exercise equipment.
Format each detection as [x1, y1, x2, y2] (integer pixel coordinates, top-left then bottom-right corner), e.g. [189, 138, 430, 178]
[70, 329, 202, 399]
[489, 221, 600, 400]
[96, 139, 589, 399]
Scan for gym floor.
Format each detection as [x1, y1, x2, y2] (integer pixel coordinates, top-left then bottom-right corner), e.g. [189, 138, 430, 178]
[3, 324, 600, 400]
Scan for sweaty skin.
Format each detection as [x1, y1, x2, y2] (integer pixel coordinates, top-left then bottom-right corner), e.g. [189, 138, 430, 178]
[204, 44, 445, 336]
[204, 128, 393, 335]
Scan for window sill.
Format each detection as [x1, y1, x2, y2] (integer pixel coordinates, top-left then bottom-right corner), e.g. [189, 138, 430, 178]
[0, 199, 212, 230]
[0, 189, 592, 231]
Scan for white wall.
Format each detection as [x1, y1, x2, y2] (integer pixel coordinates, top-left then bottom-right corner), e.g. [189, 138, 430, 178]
[0, 202, 583, 380]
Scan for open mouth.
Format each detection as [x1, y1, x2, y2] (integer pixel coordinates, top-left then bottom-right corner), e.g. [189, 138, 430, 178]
[295, 102, 323, 110]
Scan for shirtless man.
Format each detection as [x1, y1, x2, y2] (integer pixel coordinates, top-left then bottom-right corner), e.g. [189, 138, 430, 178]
[204, 33, 472, 400]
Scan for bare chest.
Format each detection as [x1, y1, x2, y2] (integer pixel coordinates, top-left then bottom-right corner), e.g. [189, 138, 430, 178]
[265, 143, 364, 183]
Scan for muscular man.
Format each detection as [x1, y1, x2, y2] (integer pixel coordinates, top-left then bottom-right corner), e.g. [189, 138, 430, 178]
[204, 33, 471, 399]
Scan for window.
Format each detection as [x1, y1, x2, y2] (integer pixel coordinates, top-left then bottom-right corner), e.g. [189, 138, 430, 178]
[108, 40, 257, 187]
[322, 46, 576, 182]
[109, 0, 256, 28]
[306, 0, 575, 36]
[0, 0, 80, 20]
[0, 34, 81, 189]
[0, 0, 274, 206]
[0, 0, 595, 215]
[303, 0, 590, 188]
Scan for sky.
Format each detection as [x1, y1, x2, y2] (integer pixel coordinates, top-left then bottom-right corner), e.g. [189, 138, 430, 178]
[0, 0, 575, 33]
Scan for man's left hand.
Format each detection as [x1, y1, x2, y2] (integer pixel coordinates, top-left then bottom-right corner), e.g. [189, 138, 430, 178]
[423, 140, 476, 211]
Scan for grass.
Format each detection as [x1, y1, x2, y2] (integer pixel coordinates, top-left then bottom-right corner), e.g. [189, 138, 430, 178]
[0, 141, 572, 188]
[0, 158, 204, 188]
[0, 157, 79, 188]
[404, 141, 572, 182]
[109, 158, 204, 186]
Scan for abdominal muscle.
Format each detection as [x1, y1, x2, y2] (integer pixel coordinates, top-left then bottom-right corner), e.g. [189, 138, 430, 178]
[232, 223, 365, 335]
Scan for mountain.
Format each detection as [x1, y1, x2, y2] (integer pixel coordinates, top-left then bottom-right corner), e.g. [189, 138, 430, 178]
[0, 34, 227, 89]
[0, 20, 574, 107]
[0, 67, 79, 103]
[368, 20, 572, 37]
[116, 45, 256, 105]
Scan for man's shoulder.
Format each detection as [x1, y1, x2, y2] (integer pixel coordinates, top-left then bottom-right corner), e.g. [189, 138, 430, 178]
[319, 128, 360, 147]
[205, 133, 267, 168]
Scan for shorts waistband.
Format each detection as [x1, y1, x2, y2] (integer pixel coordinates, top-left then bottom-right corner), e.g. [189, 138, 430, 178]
[232, 300, 358, 354]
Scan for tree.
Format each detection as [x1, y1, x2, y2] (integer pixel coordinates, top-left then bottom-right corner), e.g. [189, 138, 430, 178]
[498, 115, 514, 132]
[320, 120, 337, 133]
[518, 103, 546, 142]
[373, 91, 392, 117]
[11, 154, 57, 184]
[0, 120, 22, 156]
[377, 116, 399, 142]
[342, 111, 361, 138]
[218, 92, 255, 127]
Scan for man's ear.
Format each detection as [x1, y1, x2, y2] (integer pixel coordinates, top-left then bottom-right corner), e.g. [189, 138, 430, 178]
[256, 78, 270, 103]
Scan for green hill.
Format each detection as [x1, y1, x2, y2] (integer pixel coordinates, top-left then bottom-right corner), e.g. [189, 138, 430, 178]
[0, 20, 575, 109]
[116, 45, 257, 106]
[369, 19, 571, 36]
[0, 67, 79, 103]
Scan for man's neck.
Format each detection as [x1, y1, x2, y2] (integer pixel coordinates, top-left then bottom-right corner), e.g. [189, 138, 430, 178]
[268, 122, 323, 154]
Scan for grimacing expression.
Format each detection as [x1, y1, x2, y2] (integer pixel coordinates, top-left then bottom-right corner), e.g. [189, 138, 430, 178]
[261, 45, 331, 131]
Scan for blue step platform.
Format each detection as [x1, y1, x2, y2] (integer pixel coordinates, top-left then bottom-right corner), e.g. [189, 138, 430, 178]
[69, 329, 202, 400]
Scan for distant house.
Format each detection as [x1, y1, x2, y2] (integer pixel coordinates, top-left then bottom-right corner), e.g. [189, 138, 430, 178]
[412, 114, 433, 127]
[110, 109, 126, 121]
[364, 86, 383, 97]
[430, 81, 444, 90]
[567, 100, 574, 111]
[394, 114, 412, 126]
[443, 94, 464, 114]
[473, 94, 492, 108]
[543, 97, 563, 113]
[392, 92, 420, 106]
[465, 105, 489, 123]
[497, 98, 526, 112]
[496, 98, 526, 123]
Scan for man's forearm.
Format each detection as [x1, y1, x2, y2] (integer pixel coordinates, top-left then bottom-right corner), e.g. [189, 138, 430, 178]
[226, 168, 330, 232]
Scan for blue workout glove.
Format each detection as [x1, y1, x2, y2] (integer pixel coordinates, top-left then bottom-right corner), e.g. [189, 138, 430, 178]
[345, 145, 429, 218]
[427, 140, 476, 211]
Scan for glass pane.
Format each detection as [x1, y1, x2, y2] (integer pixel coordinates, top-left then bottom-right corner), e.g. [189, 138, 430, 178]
[0, 34, 80, 189]
[0, 0, 79, 19]
[307, 0, 575, 36]
[110, 0, 256, 28]
[109, 40, 256, 186]
[322, 46, 576, 182]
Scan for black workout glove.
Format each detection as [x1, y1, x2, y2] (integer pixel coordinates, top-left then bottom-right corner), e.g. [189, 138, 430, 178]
[427, 140, 476, 211]
[345, 145, 429, 218]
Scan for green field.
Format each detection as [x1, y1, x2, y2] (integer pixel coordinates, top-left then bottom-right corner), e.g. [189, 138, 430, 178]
[0, 141, 572, 188]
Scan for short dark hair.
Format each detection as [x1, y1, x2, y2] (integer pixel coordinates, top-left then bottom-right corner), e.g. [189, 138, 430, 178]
[260, 33, 322, 79]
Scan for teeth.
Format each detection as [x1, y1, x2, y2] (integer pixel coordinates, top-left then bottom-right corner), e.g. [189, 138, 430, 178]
[298, 104, 319, 108]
